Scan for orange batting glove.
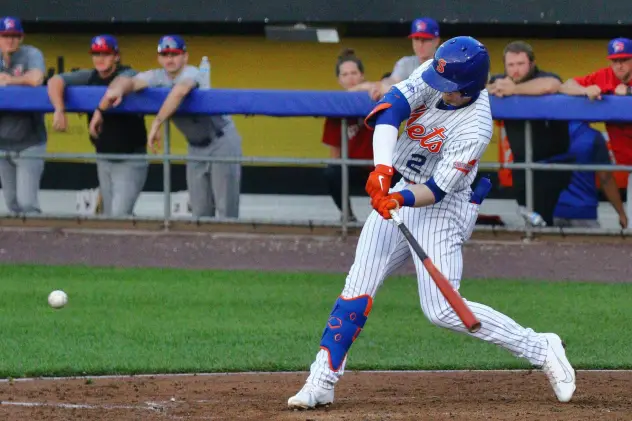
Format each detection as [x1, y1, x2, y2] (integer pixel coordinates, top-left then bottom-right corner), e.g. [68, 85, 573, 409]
[365, 164, 394, 201]
[372, 193, 404, 219]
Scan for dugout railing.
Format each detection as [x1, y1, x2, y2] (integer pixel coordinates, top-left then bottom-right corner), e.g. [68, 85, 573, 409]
[0, 86, 631, 238]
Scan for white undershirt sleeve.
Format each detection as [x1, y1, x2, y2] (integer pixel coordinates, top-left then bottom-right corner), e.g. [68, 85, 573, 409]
[373, 124, 398, 167]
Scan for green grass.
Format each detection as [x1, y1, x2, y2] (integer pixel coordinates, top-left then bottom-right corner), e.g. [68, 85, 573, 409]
[0, 264, 629, 378]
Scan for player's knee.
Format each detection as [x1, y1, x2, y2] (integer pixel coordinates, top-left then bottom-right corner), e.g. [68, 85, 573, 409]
[320, 295, 373, 371]
[422, 305, 456, 329]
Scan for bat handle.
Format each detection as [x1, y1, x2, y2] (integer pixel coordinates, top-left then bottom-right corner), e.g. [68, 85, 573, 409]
[389, 209, 403, 225]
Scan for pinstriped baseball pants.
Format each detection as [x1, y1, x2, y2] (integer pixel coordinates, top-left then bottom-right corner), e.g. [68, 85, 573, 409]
[307, 191, 549, 389]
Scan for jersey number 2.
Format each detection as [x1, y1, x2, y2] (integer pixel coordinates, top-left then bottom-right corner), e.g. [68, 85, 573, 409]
[406, 154, 427, 174]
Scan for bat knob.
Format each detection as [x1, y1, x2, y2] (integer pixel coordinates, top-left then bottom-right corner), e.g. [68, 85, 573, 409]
[468, 322, 482, 333]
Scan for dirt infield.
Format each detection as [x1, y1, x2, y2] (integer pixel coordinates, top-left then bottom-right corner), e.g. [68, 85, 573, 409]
[1, 229, 631, 420]
[0, 229, 630, 281]
[1, 371, 632, 420]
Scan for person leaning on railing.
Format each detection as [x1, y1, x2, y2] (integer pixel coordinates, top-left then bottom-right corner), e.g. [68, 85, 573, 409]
[0, 16, 46, 215]
[349, 17, 440, 101]
[47, 35, 148, 217]
[90, 35, 243, 219]
[486, 40, 570, 228]
[559, 37, 632, 228]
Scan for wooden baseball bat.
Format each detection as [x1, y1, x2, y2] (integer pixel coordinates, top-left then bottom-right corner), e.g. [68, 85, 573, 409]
[389, 209, 481, 333]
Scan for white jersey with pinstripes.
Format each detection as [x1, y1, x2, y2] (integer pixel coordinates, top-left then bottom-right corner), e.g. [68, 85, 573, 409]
[391, 60, 493, 201]
[301, 56, 551, 394]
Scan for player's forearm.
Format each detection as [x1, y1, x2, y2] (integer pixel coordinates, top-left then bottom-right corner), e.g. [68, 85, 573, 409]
[7, 70, 44, 87]
[513, 77, 561, 95]
[347, 82, 374, 92]
[155, 86, 191, 123]
[107, 76, 135, 96]
[559, 80, 588, 96]
[404, 183, 437, 207]
[599, 172, 626, 216]
[47, 76, 66, 111]
[372, 125, 398, 167]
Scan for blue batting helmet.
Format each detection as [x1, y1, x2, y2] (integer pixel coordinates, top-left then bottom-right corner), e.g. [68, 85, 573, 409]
[421, 36, 490, 97]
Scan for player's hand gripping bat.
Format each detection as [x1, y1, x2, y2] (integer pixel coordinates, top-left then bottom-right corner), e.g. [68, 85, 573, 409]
[388, 209, 481, 333]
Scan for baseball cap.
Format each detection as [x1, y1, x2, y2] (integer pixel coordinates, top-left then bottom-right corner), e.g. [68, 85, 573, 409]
[607, 38, 632, 60]
[157, 35, 186, 54]
[90, 35, 119, 54]
[408, 17, 440, 39]
[0, 16, 24, 35]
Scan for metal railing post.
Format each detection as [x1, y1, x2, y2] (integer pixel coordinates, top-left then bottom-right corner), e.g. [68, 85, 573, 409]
[162, 120, 172, 230]
[524, 121, 534, 240]
[340, 119, 349, 238]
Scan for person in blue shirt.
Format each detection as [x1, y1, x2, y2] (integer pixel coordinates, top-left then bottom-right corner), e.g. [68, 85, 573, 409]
[553, 121, 627, 228]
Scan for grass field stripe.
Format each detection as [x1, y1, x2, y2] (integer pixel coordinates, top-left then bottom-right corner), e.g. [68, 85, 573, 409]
[1, 368, 631, 383]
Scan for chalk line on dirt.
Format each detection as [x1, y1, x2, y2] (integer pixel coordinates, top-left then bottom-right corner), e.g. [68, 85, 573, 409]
[0, 400, 165, 411]
[0, 369, 630, 383]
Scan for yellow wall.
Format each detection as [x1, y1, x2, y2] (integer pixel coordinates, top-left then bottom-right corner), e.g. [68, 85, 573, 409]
[28, 34, 613, 164]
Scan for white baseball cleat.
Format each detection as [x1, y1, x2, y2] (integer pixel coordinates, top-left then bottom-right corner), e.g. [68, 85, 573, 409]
[541, 333, 576, 403]
[287, 383, 334, 410]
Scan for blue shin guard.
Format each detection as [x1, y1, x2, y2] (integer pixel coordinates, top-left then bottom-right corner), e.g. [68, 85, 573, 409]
[320, 295, 373, 371]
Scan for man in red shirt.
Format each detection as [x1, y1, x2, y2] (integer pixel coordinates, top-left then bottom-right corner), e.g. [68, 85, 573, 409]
[560, 37, 632, 227]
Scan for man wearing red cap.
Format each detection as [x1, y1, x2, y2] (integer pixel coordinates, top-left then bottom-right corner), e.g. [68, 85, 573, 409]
[351, 17, 440, 101]
[560, 37, 632, 227]
[47, 35, 148, 217]
[0, 16, 47, 214]
[93, 35, 243, 219]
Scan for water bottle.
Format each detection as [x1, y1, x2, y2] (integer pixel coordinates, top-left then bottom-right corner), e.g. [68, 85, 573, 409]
[518, 206, 547, 227]
[199, 56, 211, 89]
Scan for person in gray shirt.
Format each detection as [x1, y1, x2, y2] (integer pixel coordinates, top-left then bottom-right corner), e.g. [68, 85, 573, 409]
[350, 17, 440, 101]
[47, 35, 148, 217]
[91, 35, 242, 219]
[0, 16, 46, 214]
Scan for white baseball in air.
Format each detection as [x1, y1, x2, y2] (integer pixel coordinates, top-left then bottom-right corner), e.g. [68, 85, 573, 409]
[48, 290, 68, 309]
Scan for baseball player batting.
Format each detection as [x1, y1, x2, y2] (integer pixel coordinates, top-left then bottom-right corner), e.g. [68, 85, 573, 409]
[288, 36, 576, 410]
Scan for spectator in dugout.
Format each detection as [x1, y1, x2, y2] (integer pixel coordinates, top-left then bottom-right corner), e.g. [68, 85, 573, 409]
[487, 41, 571, 227]
[550, 121, 627, 229]
[559, 37, 632, 227]
[322, 49, 373, 222]
[349, 17, 440, 101]
[47, 35, 148, 216]
[92, 35, 242, 219]
[0, 16, 47, 214]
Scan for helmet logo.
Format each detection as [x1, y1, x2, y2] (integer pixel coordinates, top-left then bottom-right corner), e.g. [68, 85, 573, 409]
[436, 59, 447, 74]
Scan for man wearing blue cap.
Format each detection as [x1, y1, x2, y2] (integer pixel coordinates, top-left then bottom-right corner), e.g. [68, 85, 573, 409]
[92, 35, 242, 219]
[47, 35, 148, 217]
[560, 37, 632, 227]
[0, 16, 47, 214]
[351, 17, 440, 101]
